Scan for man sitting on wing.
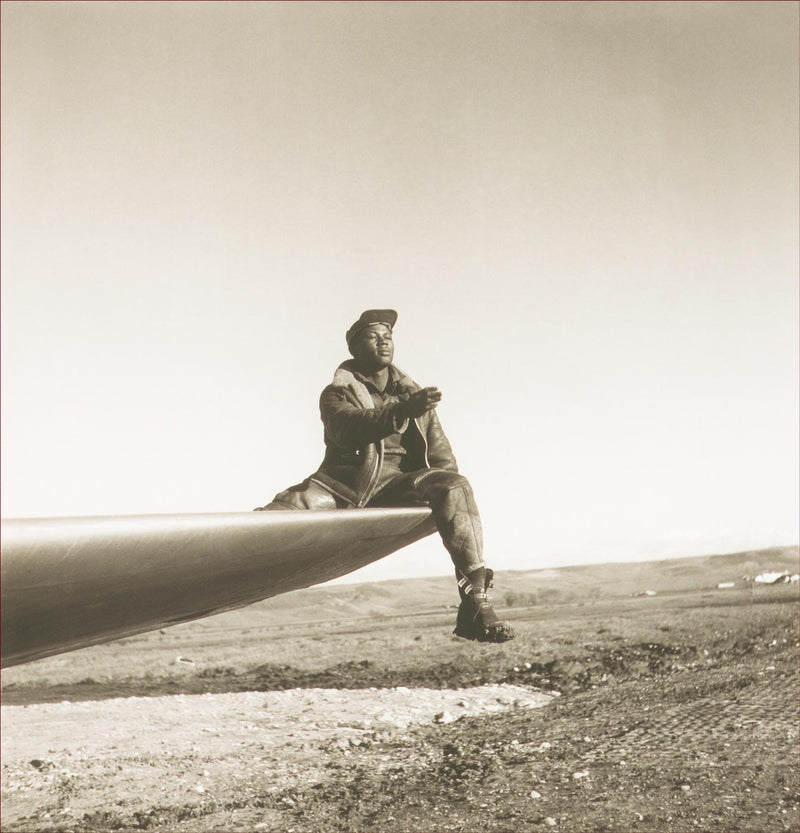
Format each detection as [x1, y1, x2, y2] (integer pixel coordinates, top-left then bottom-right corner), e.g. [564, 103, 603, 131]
[256, 309, 514, 644]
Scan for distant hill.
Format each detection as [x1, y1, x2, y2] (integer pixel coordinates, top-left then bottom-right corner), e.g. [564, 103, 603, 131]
[215, 544, 798, 627]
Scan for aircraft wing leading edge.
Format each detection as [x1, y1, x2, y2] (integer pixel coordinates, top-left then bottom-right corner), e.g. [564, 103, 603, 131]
[1, 508, 436, 668]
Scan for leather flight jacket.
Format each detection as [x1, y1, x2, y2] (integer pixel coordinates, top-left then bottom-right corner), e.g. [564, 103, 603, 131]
[310, 360, 458, 507]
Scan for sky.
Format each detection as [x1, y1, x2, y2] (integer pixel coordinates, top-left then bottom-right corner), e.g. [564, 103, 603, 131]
[2, 1, 798, 583]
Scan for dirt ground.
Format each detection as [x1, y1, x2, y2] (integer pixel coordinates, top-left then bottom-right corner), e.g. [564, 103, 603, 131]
[2, 685, 551, 831]
[1, 584, 798, 832]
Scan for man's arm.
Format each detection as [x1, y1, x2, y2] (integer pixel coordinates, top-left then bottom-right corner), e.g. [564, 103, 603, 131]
[320, 386, 407, 449]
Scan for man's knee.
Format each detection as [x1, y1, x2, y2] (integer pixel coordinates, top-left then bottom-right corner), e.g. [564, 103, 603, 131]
[416, 470, 473, 500]
[255, 479, 339, 511]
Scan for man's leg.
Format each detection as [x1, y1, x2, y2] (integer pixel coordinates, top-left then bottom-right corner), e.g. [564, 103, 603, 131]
[374, 470, 484, 569]
[371, 470, 514, 643]
[254, 479, 341, 511]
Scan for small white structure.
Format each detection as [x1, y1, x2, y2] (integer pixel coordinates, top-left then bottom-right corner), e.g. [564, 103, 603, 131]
[717, 582, 735, 589]
[754, 572, 792, 585]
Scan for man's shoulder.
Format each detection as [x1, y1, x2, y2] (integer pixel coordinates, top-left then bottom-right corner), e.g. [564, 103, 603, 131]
[320, 362, 375, 409]
[320, 381, 353, 400]
[320, 361, 360, 396]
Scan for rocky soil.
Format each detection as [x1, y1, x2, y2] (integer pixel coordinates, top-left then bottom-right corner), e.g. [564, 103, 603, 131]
[2, 685, 551, 831]
[2, 582, 797, 832]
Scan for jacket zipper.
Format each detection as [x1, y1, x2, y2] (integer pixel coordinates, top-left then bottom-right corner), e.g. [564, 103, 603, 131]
[358, 442, 382, 508]
[417, 418, 430, 467]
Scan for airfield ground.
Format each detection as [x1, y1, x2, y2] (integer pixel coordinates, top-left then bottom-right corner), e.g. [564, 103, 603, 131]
[1, 548, 798, 832]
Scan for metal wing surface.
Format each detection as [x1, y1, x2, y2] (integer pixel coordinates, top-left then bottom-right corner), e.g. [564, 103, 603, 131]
[1, 508, 436, 668]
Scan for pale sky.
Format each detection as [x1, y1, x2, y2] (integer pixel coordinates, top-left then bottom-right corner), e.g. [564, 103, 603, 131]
[2, 1, 798, 582]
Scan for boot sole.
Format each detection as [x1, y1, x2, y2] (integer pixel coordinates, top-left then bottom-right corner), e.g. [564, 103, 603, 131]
[452, 624, 516, 643]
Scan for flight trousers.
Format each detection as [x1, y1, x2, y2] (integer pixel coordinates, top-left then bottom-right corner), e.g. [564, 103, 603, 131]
[258, 468, 485, 575]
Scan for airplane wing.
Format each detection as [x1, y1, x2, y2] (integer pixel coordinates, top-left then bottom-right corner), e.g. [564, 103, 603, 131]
[0, 508, 436, 667]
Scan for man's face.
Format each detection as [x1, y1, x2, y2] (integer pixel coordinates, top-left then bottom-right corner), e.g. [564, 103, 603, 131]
[350, 323, 394, 370]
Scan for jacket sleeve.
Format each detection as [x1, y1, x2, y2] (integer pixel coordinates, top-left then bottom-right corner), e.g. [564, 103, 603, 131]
[320, 385, 407, 449]
[425, 411, 459, 472]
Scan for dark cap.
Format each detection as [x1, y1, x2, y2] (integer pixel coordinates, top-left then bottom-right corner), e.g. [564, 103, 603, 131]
[345, 309, 398, 345]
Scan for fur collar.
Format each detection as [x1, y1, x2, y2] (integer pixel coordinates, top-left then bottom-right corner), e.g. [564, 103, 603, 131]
[332, 360, 415, 410]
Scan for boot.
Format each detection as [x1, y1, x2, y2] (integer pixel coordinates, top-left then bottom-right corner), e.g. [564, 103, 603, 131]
[453, 567, 515, 643]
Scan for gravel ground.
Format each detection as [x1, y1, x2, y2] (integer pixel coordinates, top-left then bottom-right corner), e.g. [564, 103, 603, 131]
[1, 684, 552, 831]
[2, 586, 796, 832]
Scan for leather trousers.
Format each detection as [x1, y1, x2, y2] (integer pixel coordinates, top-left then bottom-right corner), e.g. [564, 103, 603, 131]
[370, 469, 485, 574]
[259, 468, 484, 574]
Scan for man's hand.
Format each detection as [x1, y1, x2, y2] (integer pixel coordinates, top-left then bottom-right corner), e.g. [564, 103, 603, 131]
[398, 387, 442, 419]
